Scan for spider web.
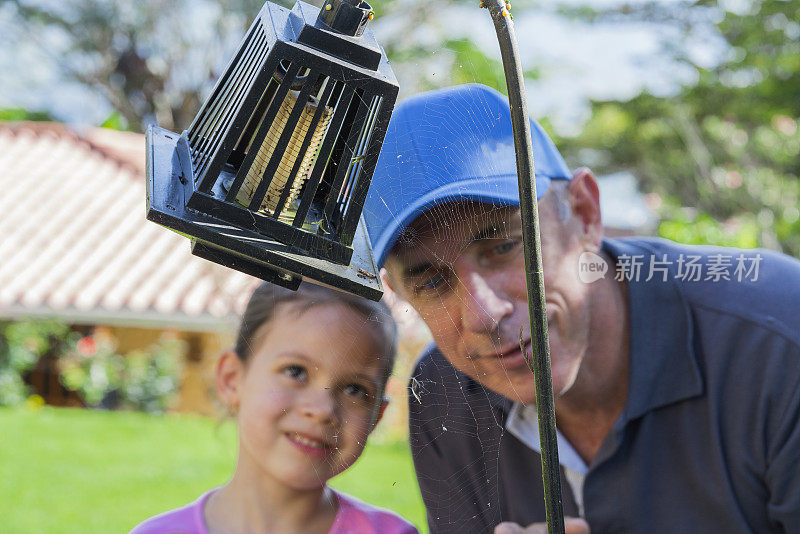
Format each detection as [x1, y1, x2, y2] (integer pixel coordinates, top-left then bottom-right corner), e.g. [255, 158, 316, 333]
[223, 43, 560, 534]
[357, 75, 560, 533]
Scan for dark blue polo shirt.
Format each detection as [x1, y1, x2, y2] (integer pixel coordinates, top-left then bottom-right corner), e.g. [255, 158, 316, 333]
[408, 238, 800, 533]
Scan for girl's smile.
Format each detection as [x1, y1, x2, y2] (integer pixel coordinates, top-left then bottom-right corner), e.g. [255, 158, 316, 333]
[286, 432, 335, 458]
[218, 301, 388, 492]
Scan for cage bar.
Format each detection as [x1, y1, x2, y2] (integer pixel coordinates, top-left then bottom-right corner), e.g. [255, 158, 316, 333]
[336, 94, 382, 230]
[191, 23, 271, 189]
[339, 96, 387, 243]
[321, 89, 370, 237]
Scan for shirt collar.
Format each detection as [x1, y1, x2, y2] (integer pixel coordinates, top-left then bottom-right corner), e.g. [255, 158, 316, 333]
[506, 402, 589, 475]
[485, 238, 703, 420]
[602, 238, 703, 422]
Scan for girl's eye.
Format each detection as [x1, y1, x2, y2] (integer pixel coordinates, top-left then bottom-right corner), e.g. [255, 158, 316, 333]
[342, 383, 370, 401]
[282, 365, 307, 381]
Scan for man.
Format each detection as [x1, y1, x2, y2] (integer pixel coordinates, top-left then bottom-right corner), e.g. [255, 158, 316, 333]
[362, 84, 800, 534]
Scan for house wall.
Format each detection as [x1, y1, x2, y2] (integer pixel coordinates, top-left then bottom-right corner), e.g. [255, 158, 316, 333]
[172, 331, 233, 417]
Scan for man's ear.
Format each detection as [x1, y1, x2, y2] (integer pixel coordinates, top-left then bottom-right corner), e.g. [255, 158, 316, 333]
[380, 266, 410, 304]
[568, 167, 603, 247]
[380, 267, 396, 294]
[216, 350, 244, 412]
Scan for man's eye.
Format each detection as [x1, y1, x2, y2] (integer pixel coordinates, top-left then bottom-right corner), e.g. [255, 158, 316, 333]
[282, 365, 307, 381]
[416, 272, 448, 293]
[493, 240, 518, 255]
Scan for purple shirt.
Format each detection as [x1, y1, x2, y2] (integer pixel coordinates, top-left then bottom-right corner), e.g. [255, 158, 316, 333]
[129, 488, 419, 534]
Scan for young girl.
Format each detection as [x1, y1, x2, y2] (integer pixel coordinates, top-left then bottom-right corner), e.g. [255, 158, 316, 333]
[131, 282, 418, 534]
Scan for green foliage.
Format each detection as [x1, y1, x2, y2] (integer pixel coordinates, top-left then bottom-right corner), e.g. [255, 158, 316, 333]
[446, 38, 540, 93]
[373, 0, 541, 97]
[0, 320, 78, 406]
[59, 333, 185, 413]
[657, 207, 760, 249]
[559, 0, 800, 256]
[0, 319, 184, 413]
[122, 338, 185, 414]
[99, 110, 129, 131]
[0, 108, 53, 121]
[59, 336, 126, 406]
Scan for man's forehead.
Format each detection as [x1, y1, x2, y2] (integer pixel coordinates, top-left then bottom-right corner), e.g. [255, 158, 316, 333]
[389, 202, 520, 262]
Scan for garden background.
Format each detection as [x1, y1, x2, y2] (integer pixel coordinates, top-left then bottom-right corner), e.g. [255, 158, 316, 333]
[1, 0, 797, 532]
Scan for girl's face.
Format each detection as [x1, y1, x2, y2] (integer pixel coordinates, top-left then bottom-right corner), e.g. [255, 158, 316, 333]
[218, 302, 388, 491]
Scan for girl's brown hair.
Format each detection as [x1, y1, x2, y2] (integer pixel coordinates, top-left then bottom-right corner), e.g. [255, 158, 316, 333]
[235, 282, 398, 386]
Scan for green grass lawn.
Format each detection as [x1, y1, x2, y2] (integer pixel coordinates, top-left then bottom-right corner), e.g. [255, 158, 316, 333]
[0, 406, 427, 533]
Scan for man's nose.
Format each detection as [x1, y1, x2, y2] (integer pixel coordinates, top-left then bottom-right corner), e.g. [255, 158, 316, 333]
[458, 270, 514, 334]
[301, 389, 338, 425]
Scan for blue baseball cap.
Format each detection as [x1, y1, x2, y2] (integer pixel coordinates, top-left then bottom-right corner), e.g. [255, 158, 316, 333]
[363, 84, 572, 268]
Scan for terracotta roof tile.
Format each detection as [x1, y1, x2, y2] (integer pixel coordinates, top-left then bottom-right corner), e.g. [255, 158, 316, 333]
[0, 122, 260, 330]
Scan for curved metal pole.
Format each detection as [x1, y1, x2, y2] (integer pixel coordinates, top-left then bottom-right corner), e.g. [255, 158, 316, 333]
[482, 1, 565, 532]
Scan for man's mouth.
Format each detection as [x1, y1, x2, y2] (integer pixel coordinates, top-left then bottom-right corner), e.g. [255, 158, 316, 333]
[481, 340, 532, 370]
[471, 304, 557, 368]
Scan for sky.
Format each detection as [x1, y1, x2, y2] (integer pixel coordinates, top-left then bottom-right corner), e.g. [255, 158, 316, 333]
[0, 0, 728, 135]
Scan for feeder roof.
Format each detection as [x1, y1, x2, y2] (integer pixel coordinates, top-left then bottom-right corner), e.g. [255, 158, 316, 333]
[0, 122, 259, 331]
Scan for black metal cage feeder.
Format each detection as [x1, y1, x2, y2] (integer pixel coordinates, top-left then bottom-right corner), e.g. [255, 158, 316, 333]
[146, 0, 398, 301]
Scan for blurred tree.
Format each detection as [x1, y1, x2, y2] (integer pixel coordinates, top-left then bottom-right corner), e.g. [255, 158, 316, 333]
[7, 0, 525, 129]
[7, 0, 283, 132]
[373, 0, 539, 98]
[558, 0, 800, 256]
